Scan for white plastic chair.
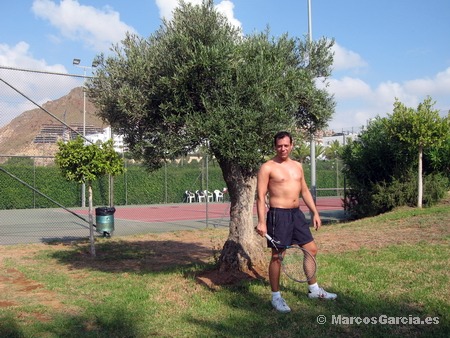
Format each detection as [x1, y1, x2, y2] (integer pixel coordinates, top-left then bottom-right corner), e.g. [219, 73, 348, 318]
[196, 190, 205, 202]
[185, 190, 195, 203]
[204, 190, 214, 202]
[214, 189, 224, 202]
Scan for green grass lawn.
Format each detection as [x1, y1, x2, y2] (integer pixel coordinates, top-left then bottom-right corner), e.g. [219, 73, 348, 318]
[0, 201, 449, 338]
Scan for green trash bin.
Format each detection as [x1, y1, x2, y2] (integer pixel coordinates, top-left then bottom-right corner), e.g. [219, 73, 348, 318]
[95, 207, 116, 237]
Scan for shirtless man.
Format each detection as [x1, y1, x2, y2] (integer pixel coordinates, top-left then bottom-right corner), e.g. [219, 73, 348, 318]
[256, 131, 337, 313]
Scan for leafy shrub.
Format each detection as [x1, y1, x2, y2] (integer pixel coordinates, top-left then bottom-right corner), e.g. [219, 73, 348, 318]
[342, 116, 450, 218]
[423, 173, 449, 206]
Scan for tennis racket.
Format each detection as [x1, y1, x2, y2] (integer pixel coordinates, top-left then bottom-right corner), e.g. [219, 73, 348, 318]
[265, 233, 317, 283]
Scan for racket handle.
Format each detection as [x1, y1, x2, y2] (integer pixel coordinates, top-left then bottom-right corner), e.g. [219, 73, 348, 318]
[265, 233, 283, 247]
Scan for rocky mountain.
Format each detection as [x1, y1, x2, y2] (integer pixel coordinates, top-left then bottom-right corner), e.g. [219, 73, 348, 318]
[0, 87, 106, 159]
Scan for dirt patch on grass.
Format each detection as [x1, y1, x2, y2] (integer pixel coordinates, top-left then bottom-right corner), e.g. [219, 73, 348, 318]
[1, 204, 449, 315]
[0, 249, 68, 321]
[0, 229, 229, 315]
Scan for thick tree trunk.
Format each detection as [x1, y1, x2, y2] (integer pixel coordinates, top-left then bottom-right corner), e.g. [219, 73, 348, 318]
[217, 162, 266, 274]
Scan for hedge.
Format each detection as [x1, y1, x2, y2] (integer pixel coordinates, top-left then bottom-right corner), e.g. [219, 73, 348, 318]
[0, 159, 344, 210]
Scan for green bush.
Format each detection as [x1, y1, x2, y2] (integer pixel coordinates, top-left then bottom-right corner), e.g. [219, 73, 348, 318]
[371, 172, 419, 214]
[361, 171, 448, 217]
[423, 173, 449, 205]
[342, 117, 450, 218]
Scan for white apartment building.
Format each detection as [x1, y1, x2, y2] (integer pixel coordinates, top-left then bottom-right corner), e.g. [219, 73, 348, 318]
[85, 127, 126, 153]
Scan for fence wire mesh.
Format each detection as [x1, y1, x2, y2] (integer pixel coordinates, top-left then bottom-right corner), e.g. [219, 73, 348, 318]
[0, 66, 344, 245]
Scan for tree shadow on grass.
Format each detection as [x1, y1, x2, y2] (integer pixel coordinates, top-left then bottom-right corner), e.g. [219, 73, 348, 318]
[0, 315, 23, 338]
[47, 238, 217, 274]
[44, 239, 272, 319]
[184, 285, 449, 337]
[46, 236, 265, 286]
[1, 305, 144, 338]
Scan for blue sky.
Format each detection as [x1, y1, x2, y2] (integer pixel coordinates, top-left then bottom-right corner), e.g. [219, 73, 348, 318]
[1, 0, 449, 131]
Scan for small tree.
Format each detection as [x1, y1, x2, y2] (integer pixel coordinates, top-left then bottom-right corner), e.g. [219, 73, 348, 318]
[386, 97, 450, 208]
[55, 136, 125, 256]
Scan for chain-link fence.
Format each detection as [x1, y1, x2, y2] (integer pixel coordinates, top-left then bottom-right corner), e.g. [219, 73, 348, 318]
[0, 66, 345, 245]
[0, 66, 228, 244]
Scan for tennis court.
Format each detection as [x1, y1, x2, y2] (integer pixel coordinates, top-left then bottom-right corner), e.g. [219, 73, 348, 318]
[0, 197, 345, 245]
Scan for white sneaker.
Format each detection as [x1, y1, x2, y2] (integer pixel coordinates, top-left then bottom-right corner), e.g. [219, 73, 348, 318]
[271, 297, 291, 313]
[308, 287, 337, 300]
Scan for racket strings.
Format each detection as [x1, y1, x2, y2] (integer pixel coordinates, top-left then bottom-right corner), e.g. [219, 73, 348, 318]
[282, 247, 316, 282]
[303, 252, 316, 280]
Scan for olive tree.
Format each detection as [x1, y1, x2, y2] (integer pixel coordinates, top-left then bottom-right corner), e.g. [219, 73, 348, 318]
[87, 0, 334, 273]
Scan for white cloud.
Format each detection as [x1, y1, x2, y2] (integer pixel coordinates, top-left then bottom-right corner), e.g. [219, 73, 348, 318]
[31, 0, 136, 52]
[324, 36, 450, 131]
[0, 42, 80, 127]
[374, 81, 418, 108]
[327, 68, 450, 131]
[215, 1, 242, 31]
[328, 78, 412, 131]
[331, 42, 368, 72]
[0, 42, 66, 72]
[155, 0, 200, 20]
[155, 0, 241, 30]
[326, 77, 371, 100]
[404, 67, 450, 97]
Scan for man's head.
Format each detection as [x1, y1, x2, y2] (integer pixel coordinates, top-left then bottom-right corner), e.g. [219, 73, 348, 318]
[273, 131, 293, 146]
[273, 131, 293, 161]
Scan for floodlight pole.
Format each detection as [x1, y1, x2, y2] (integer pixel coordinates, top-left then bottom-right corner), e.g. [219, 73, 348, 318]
[307, 0, 317, 205]
[205, 140, 210, 228]
[72, 58, 97, 207]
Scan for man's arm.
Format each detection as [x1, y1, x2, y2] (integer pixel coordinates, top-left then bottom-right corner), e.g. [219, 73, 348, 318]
[256, 163, 270, 236]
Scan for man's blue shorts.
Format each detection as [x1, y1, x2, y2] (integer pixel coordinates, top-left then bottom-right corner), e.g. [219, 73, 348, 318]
[266, 207, 314, 248]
